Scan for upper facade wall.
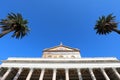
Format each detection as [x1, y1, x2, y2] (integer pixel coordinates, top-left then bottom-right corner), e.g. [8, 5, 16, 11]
[42, 44, 81, 58]
[43, 52, 80, 58]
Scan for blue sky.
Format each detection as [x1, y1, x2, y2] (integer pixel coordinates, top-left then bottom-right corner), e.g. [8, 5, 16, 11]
[0, 0, 120, 62]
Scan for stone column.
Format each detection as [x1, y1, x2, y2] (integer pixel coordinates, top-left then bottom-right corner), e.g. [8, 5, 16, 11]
[26, 68, 34, 80]
[65, 69, 69, 80]
[1, 68, 12, 80]
[52, 69, 56, 80]
[89, 68, 96, 80]
[77, 69, 82, 80]
[0, 68, 4, 79]
[0, 67, 2, 72]
[112, 68, 120, 79]
[100, 68, 110, 80]
[39, 69, 45, 80]
[13, 68, 23, 80]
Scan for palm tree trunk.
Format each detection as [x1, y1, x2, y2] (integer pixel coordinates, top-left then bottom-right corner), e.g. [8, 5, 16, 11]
[0, 29, 13, 38]
[112, 28, 120, 34]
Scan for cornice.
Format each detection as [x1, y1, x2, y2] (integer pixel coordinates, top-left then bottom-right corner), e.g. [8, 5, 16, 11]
[2, 60, 120, 63]
[43, 50, 80, 52]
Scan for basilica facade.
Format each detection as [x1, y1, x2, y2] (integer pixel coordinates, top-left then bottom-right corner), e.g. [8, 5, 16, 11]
[0, 44, 120, 80]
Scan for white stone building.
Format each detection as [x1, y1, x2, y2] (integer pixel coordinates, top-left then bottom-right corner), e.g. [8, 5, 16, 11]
[0, 44, 120, 80]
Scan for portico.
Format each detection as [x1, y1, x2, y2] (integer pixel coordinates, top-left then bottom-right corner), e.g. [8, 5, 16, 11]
[0, 44, 120, 80]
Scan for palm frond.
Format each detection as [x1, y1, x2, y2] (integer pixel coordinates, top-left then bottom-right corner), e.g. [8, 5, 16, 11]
[0, 12, 30, 39]
[94, 14, 118, 35]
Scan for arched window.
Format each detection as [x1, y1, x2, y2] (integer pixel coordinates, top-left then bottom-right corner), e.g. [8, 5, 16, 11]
[43, 55, 46, 58]
[47, 55, 52, 58]
[54, 56, 57, 58]
[59, 55, 64, 58]
[71, 55, 75, 58]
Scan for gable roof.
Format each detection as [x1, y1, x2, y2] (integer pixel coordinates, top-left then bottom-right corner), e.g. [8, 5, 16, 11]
[43, 44, 80, 52]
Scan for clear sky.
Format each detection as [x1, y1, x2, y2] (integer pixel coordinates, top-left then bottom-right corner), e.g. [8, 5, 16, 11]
[0, 0, 120, 63]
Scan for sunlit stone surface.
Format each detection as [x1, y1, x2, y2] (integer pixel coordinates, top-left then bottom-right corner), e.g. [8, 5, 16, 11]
[0, 44, 120, 80]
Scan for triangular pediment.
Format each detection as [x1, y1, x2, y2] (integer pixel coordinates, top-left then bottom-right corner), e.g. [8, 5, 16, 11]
[49, 46, 73, 51]
[43, 45, 79, 52]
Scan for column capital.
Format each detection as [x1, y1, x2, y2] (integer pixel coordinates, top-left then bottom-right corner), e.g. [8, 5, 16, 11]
[65, 68, 69, 70]
[30, 68, 34, 70]
[41, 68, 45, 70]
[19, 67, 23, 69]
[8, 67, 12, 69]
[20, 67, 23, 68]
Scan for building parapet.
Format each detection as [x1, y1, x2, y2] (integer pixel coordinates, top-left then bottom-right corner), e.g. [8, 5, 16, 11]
[7, 57, 117, 61]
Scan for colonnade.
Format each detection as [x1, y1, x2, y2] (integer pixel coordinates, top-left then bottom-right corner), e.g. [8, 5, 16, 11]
[0, 67, 120, 80]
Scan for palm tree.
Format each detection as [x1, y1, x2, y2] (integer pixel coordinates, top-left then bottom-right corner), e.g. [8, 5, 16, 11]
[0, 13, 30, 39]
[94, 14, 120, 35]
